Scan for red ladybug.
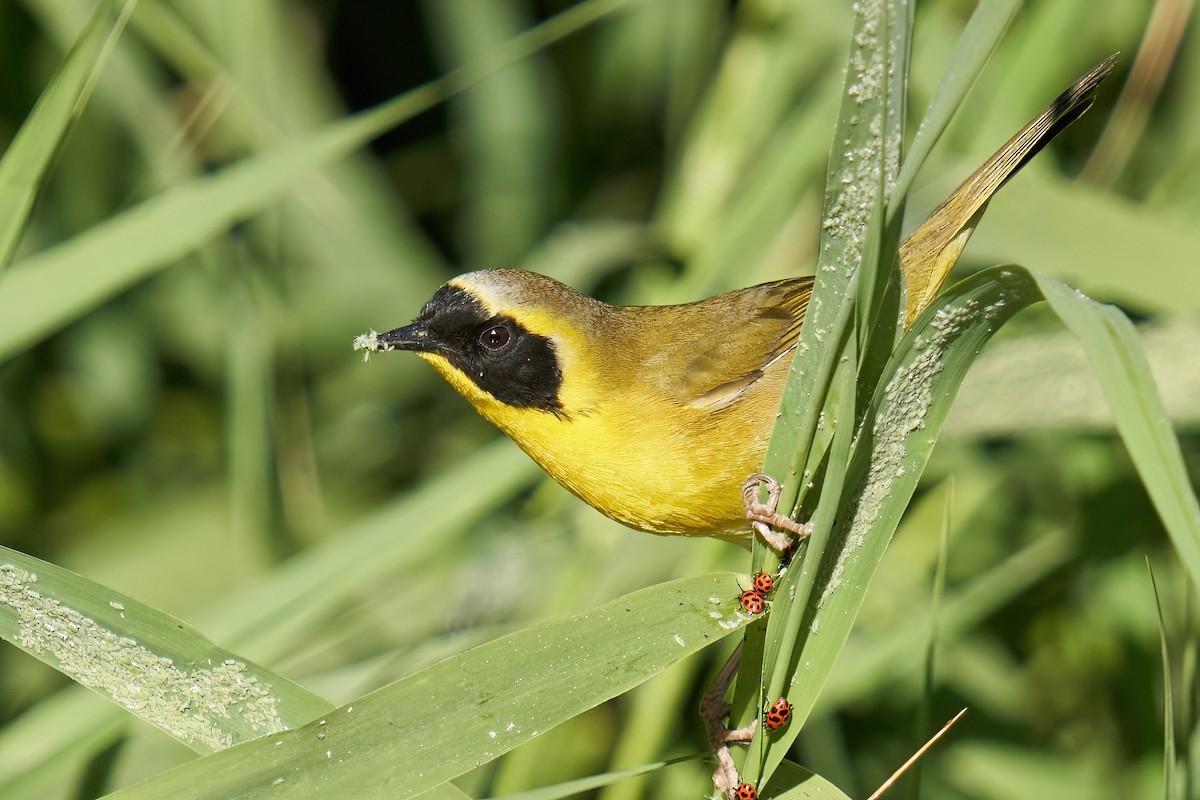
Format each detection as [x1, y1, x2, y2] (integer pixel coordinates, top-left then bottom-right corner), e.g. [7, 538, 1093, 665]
[751, 572, 774, 594]
[732, 783, 758, 800]
[764, 697, 792, 731]
[738, 589, 765, 615]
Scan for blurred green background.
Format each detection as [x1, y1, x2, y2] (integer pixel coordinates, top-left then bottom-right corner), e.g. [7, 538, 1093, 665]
[0, 0, 1197, 797]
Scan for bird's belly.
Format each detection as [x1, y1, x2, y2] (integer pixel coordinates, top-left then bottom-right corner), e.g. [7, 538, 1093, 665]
[494, 403, 770, 540]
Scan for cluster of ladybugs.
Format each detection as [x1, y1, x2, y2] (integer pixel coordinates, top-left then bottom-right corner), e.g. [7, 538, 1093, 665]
[737, 570, 776, 615]
[729, 571, 794, 799]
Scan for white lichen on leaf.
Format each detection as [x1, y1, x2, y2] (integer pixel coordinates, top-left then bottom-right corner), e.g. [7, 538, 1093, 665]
[0, 565, 285, 750]
[819, 301, 978, 613]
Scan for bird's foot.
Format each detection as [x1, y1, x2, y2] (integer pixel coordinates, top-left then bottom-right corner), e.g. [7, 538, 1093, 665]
[701, 645, 758, 796]
[742, 473, 812, 553]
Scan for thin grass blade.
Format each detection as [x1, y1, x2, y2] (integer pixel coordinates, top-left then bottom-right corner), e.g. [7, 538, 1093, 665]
[890, 0, 1021, 205]
[760, 760, 855, 799]
[481, 755, 697, 800]
[1035, 275, 1200, 590]
[0, 0, 133, 275]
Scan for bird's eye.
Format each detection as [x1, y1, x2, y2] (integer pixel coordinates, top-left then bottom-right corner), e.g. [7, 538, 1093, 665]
[480, 324, 512, 350]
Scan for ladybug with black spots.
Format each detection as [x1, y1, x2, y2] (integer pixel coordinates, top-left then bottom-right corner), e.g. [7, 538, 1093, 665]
[764, 697, 792, 732]
[738, 589, 765, 615]
[751, 571, 774, 595]
[732, 783, 758, 800]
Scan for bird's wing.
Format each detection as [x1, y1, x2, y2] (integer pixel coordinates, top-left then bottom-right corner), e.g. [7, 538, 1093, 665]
[655, 278, 813, 411]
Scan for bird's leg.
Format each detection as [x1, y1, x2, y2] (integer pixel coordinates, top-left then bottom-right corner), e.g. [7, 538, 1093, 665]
[701, 644, 758, 796]
[742, 473, 812, 553]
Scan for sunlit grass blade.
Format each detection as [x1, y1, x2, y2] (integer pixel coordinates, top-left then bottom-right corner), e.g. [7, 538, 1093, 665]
[891, 0, 1020, 205]
[760, 266, 1044, 779]
[0, 0, 133, 275]
[100, 574, 751, 800]
[737, 0, 912, 788]
[0, 547, 330, 753]
[760, 761, 854, 799]
[1035, 275, 1200, 590]
[755, 0, 908, 560]
[0, 439, 540, 794]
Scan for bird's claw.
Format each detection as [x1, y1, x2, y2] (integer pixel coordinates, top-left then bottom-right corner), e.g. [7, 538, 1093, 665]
[742, 473, 812, 553]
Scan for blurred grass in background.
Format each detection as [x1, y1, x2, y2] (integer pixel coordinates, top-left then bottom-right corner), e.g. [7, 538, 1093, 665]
[0, 0, 1197, 798]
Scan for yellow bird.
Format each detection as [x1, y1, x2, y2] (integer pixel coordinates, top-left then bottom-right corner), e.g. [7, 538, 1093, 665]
[358, 57, 1114, 547]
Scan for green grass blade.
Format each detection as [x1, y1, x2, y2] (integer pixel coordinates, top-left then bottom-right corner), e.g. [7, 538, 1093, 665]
[1147, 562, 1178, 800]
[1035, 275, 1200, 590]
[761, 761, 854, 799]
[740, 0, 912, 787]
[0, 439, 540, 793]
[760, 266, 1044, 779]
[418, 785, 473, 800]
[891, 0, 1021, 206]
[100, 574, 750, 800]
[0, 0, 133, 275]
[481, 755, 696, 800]
[425, 0, 557, 265]
[0, 547, 331, 754]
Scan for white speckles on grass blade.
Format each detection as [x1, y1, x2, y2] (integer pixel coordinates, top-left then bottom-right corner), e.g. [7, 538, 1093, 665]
[756, 268, 1038, 784]
[821, 302, 975, 607]
[0, 565, 285, 750]
[745, 1, 908, 785]
[100, 573, 747, 800]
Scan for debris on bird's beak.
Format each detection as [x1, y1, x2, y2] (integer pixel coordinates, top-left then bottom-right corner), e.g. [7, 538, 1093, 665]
[353, 330, 380, 361]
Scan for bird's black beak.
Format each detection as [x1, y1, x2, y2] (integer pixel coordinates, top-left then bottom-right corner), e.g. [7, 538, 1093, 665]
[375, 320, 433, 353]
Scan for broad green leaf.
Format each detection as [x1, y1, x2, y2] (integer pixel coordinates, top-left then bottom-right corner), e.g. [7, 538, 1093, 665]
[0, 0, 133, 275]
[101, 574, 750, 800]
[0, 546, 331, 753]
